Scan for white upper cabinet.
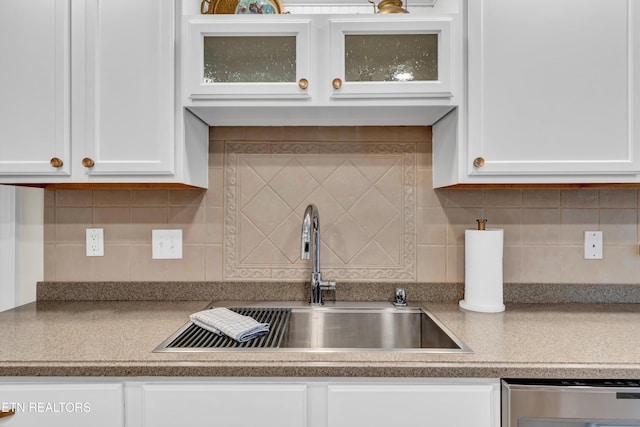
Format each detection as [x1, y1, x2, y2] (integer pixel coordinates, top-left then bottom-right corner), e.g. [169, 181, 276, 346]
[328, 17, 453, 99]
[185, 17, 312, 100]
[433, 0, 640, 186]
[182, 13, 461, 126]
[0, 0, 208, 187]
[0, 0, 71, 177]
[74, 0, 175, 177]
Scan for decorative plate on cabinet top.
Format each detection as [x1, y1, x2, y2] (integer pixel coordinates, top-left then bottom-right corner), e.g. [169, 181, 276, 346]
[235, 0, 283, 14]
[201, 0, 284, 14]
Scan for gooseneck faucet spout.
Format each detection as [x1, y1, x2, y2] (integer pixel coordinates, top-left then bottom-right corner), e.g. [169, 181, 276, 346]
[301, 204, 336, 305]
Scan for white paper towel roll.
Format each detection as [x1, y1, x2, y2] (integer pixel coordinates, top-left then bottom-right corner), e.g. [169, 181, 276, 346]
[459, 228, 505, 313]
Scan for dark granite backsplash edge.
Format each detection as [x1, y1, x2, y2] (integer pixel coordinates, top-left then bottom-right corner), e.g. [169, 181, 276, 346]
[36, 282, 640, 304]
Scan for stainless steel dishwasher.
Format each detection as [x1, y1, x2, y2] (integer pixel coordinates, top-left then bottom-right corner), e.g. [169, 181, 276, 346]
[502, 379, 640, 426]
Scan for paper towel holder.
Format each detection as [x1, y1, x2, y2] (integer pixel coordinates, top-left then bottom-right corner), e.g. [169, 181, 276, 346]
[476, 218, 487, 230]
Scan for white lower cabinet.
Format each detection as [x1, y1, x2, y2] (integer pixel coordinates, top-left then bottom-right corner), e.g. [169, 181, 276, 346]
[128, 378, 500, 427]
[327, 382, 497, 427]
[0, 381, 123, 427]
[139, 382, 307, 427]
[0, 377, 500, 427]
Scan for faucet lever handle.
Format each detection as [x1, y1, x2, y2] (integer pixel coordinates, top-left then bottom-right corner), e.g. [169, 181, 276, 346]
[394, 288, 407, 307]
[320, 280, 336, 291]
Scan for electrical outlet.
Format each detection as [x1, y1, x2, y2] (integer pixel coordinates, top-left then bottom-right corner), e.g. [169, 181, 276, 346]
[86, 228, 104, 257]
[152, 229, 183, 260]
[584, 231, 603, 260]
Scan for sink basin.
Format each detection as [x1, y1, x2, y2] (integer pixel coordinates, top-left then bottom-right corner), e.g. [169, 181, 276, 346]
[154, 302, 471, 353]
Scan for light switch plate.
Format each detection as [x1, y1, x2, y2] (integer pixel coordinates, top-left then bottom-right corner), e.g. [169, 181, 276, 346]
[152, 229, 183, 259]
[584, 231, 603, 259]
[86, 228, 104, 257]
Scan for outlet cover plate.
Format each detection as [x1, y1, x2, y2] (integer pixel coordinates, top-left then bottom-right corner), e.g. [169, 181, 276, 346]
[86, 228, 104, 257]
[152, 229, 183, 260]
[584, 231, 603, 259]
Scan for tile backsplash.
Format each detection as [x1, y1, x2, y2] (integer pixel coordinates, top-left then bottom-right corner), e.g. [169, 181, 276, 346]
[44, 126, 640, 284]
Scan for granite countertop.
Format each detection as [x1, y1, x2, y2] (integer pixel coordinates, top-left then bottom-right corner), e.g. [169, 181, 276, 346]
[1, 298, 640, 378]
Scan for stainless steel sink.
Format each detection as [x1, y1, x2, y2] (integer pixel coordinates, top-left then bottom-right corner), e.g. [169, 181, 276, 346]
[154, 302, 471, 353]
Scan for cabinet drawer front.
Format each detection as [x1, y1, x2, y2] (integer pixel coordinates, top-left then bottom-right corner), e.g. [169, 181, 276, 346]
[328, 383, 495, 427]
[142, 383, 307, 427]
[0, 383, 123, 427]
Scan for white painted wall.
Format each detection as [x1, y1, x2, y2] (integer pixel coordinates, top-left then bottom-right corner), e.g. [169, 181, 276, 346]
[0, 185, 43, 311]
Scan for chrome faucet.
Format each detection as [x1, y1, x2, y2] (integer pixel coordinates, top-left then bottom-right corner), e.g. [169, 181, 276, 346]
[300, 204, 336, 305]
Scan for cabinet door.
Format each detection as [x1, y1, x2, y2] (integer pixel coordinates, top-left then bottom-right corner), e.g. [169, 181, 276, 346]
[0, 0, 71, 177]
[467, 0, 639, 177]
[328, 383, 496, 427]
[142, 383, 307, 427]
[0, 383, 123, 427]
[329, 17, 453, 99]
[184, 17, 311, 100]
[73, 0, 174, 177]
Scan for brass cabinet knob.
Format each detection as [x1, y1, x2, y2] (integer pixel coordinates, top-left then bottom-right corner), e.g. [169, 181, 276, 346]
[332, 78, 343, 90]
[473, 157, 485, 168]
[49, 157, 64, 168]
[0, 408, 15, 419]
[82, 157, 95, 168]
[298, 78, 309, 90]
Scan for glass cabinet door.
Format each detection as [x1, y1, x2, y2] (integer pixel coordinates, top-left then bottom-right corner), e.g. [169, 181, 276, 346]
[329, 18, 452, 99]
[186, 18, 311, 99]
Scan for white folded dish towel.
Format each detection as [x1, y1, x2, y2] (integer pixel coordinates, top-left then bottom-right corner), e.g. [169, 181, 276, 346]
[189, 307, 269, 343]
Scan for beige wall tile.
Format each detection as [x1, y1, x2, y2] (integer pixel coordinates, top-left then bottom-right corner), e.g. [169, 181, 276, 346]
[44, 244, 56, 281]
[94, 207, 131, 224]
[206, 168, 224, 207]
[484, 189, 522, 207]
[560, 208, 599, 245]
[416, 171, 444, 208]
[522, 189, 560, 207]
[205, 244, 224, 281]
[132, 207, 168, 224]
[93, 190, 131, 206]
[44, 189, 55, 208]
[245, 126, 284, 141]
[599, 209, 637, 245]
[129, 244, 205, 281]
[503, 245, 521, 283]
[54, 244, 92, 281]
[205, 207, 224, 244]
[446, 245, 464, 282]
[521, 246, 562, 283]
[169, 205, 205, 245]
[482, 208, 522, 246]
[356, 126, 396, 142]
[395, 126, 431, 141]
[169, 189, 206, 206]
[210, 126, 244, 141]
[93, 245, 132, 281]
[417, 207, 447, 245]
[561, 189, 599, 208]
[43, 126, 640, 286]
[446, 189, 484, 208]
[522, 208, 561, 245]
[445, 207, 485, 245]
[599, 189, 638, 208]
[417, 245, 446, 282]
[131, 189, 168, 206]
[55, 190, 92, 206]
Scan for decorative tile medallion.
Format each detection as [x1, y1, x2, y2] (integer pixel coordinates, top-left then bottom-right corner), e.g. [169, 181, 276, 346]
[224, 141, 416, 280]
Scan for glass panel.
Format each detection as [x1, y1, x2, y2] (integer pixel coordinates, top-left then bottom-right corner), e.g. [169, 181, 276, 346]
[344, 34, 438, 82]
[203, 36, 296, 83]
